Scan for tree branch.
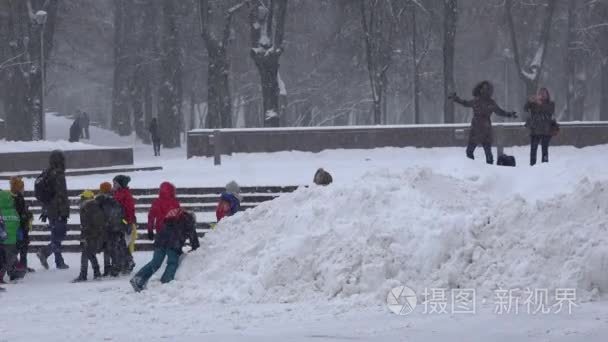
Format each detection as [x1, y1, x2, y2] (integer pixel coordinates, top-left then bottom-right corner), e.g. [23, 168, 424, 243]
[274, 0, 287, 50]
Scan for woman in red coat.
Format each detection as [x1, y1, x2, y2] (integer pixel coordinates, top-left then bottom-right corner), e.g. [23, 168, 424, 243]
[147, 182, 180, 240]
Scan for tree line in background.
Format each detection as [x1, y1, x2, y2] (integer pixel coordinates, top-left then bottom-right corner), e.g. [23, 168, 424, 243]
[1, 0, 607, 144]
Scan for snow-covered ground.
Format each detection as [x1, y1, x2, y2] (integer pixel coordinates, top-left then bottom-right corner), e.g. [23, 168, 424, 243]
[2, 113, 608, 341]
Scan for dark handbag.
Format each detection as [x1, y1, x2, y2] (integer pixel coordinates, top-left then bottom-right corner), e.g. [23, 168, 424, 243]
[497, 154, 516, 167]
[550, 119, 560, 136]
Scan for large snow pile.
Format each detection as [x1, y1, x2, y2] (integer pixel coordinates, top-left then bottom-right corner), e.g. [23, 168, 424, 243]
[169, 168, 608, 307]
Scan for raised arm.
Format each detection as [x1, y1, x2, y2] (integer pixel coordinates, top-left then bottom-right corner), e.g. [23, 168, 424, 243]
[492, 100, 516, 118]
[449, 93, 474, 108]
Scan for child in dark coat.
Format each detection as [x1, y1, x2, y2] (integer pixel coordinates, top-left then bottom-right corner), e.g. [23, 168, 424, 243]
[130, 208, 199, 292]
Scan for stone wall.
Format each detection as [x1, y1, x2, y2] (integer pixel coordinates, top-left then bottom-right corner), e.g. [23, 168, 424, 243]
[0, 148, 133, 172]
[187, 122, 608, 158]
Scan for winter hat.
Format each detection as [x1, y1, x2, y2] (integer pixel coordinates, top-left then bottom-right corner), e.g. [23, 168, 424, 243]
[99, 182, 113, 194]
[113, 175, 131, 189]
[225, 181, 242, 201]
[9, 177, 24, 194]
[80, 190, 95, 200]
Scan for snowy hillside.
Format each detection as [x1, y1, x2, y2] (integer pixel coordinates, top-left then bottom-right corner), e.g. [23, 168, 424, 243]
[172, 168, 608, 306]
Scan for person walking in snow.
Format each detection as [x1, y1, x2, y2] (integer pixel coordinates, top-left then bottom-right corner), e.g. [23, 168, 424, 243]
[37, 150, 70, 270]
[10, 177, 34, 273]
[130, 208, 199, 292]
[112, 175, 136, 274]
[524, 87, 556, 165]
[80, 112, 90, 140]
[72, 190, 107, 282]
[148, 118, 161, 157]
[449, 81, 517, 164]
[147, 182, 180, 241]
[98, 182, 127, 277]
[69, 116, 81, 143]
[215, 181, 242, 222]
[0, 189, 23, 283]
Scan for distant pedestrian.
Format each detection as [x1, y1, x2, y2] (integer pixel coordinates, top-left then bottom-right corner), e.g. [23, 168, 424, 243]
[36, 150, 70, 270]
[69, 117, 81, 142]
[449, 81, 517, 164]
[524, 87, 556, 165]
[149, 118, 161, 157]
[81, 112, 90, 140]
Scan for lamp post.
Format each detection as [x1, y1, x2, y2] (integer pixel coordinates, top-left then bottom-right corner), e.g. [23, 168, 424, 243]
[35, 10, 47, 140]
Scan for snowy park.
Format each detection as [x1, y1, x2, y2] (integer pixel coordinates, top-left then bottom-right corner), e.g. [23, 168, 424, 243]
[1, 113, 608, 341]
[2, 0, 608, 341]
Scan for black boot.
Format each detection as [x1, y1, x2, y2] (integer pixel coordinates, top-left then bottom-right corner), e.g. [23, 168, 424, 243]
[93, 268, 102, 280]
[36, 249, 50, 270]
[72, 274, 87, 283]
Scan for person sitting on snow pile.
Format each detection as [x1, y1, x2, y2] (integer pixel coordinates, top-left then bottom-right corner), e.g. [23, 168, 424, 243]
[130, 208, 199, 292]
[215, 181, 242, 222]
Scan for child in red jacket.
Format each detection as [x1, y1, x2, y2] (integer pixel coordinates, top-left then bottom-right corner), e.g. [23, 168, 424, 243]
[147, 182, 180, 240]
[216, 181, 242, 222]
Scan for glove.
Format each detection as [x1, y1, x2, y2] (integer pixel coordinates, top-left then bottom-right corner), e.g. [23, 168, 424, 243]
[147, 230, 154, 241]
[509, 112, 518, 119]
[447, 92, 457, 100]
[39, 213, 47, 223]
[60, 216, 69, 223]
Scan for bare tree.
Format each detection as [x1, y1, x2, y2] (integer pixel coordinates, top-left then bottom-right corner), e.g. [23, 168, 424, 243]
[565, 0, 588, 121]
[158, 0, 182, 147]
[111, 0, 132, 136]
[443, 0, 456, 123]
[505, 0, 557, 97]
[250, 0, 288, 127]
[199, 0, 247, 128]
[360, 0, 405, 125]
[1, 0, 58, 141]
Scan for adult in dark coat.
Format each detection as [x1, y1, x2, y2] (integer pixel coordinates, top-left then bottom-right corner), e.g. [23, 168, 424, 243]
[81, 112, 90, 139]
[524, 87, 555, 165]
[37, 150, 70, 270]
[148, 118, 161, 157]
[69, 117, 81, 142]
[450, 81, 517, 164]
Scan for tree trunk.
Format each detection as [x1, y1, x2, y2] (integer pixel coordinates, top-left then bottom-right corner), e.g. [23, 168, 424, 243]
[249, 0, 288, 127]
[601, 57, 608, 121]
[3, 0, 57, 141]
[252, 53, 281, 127]
[443, 0, 457, 123]
[158, 0, 182, 148]
[205, 43, 232, 128]
[111, 0, 132, 136]
[412, 4, 420, 124]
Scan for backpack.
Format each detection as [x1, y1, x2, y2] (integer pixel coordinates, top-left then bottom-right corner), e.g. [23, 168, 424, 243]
[497, 154, 516, 167]
[98, 196, 128, 233]
[34, 170, 55, 204]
